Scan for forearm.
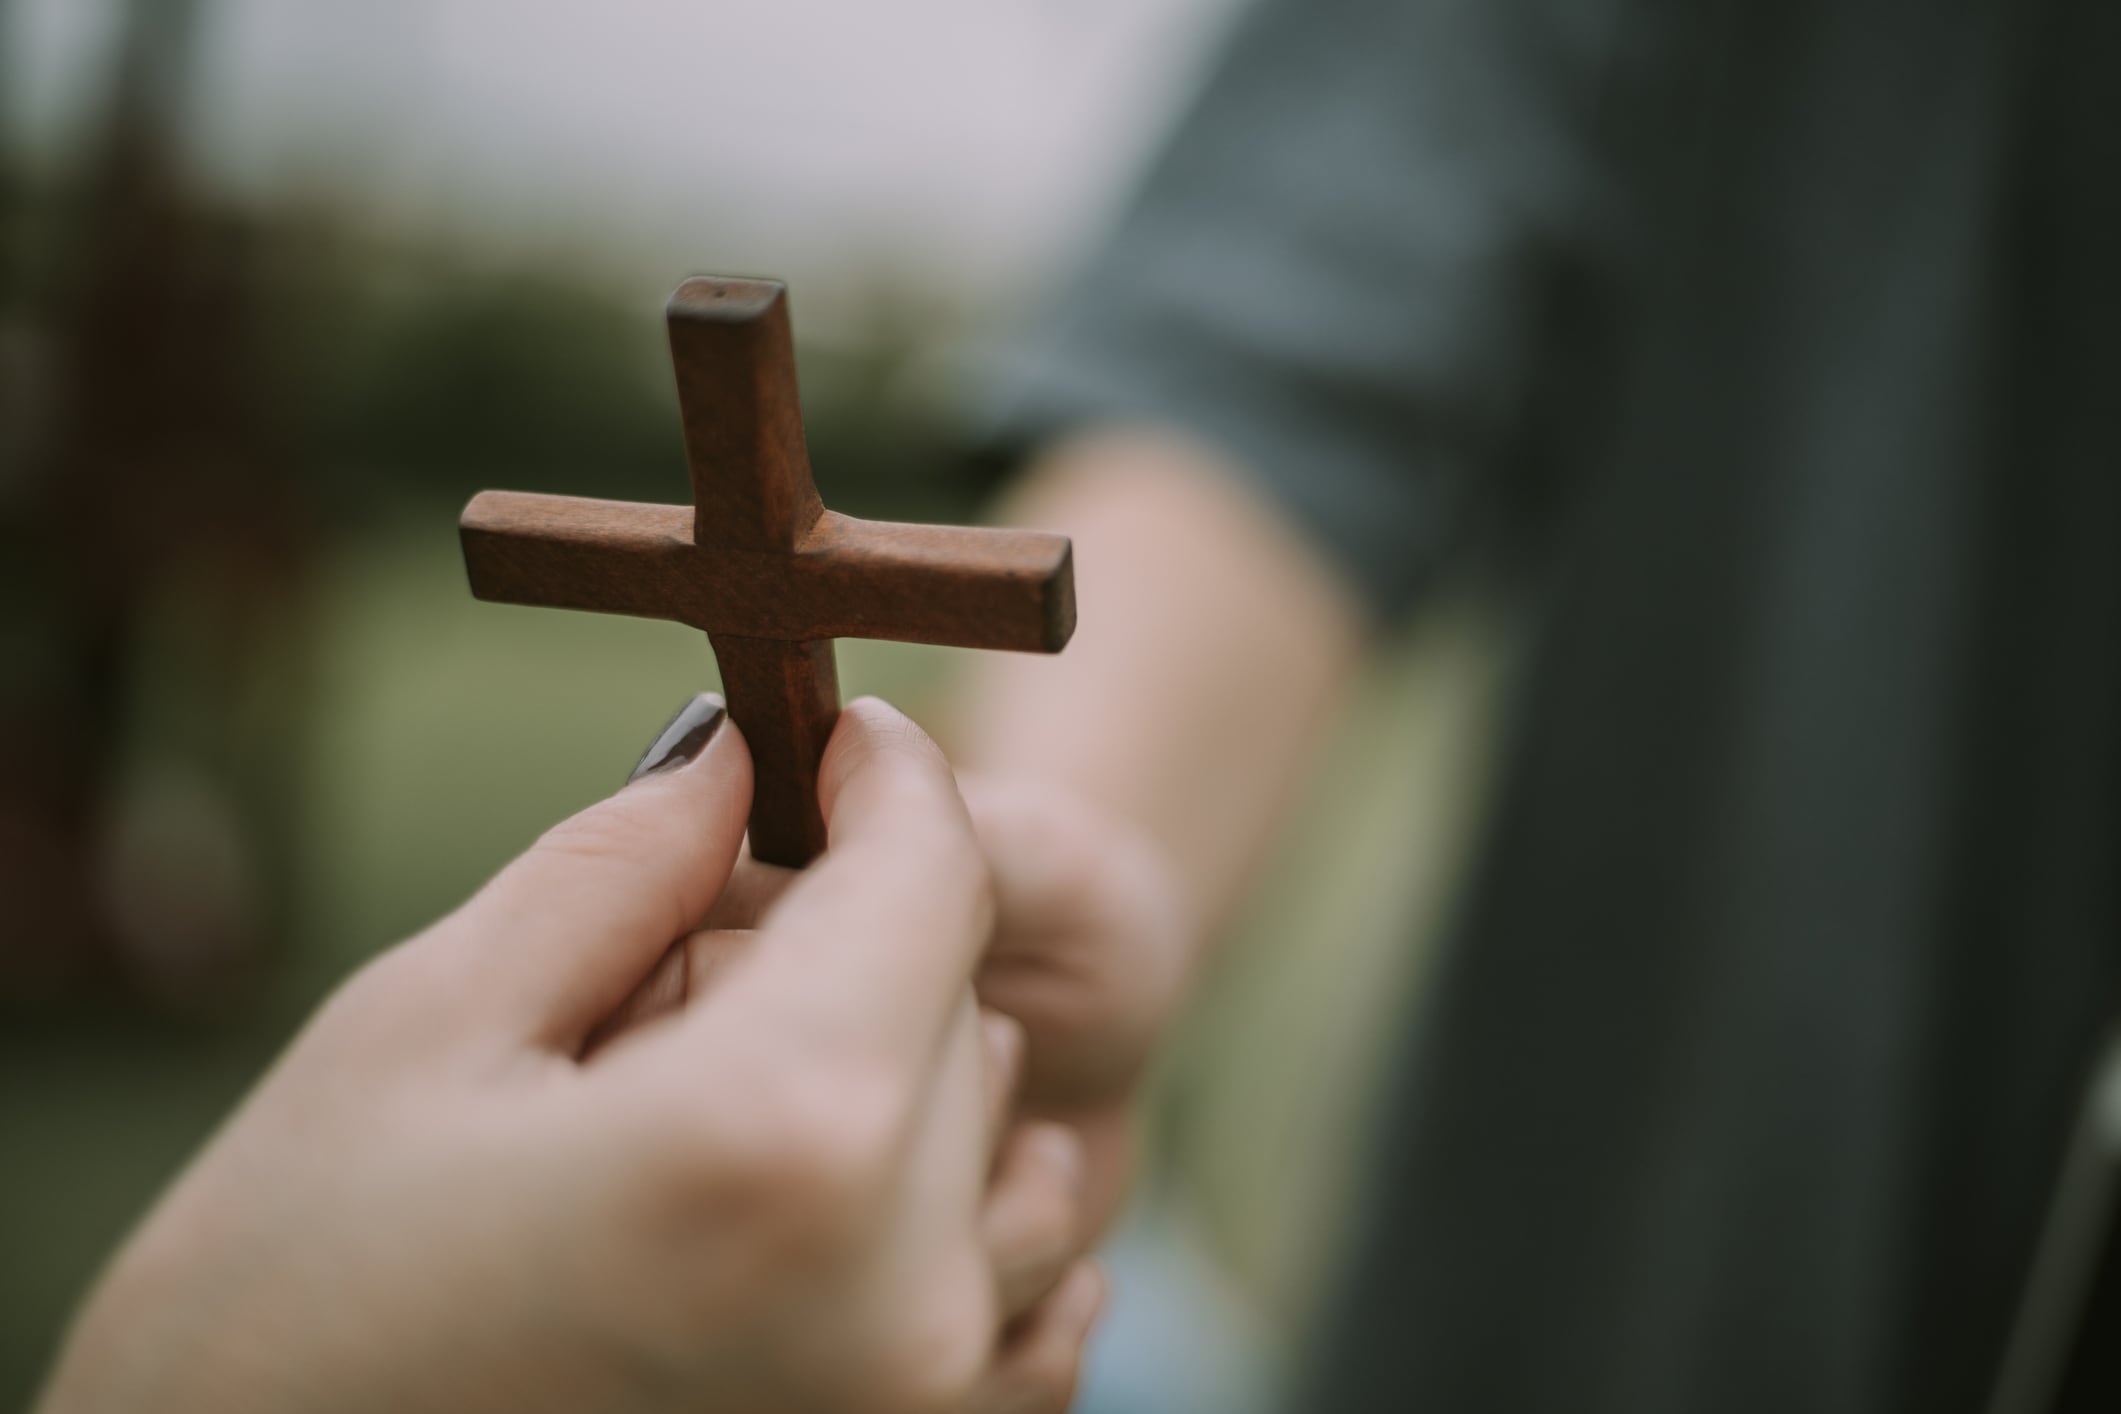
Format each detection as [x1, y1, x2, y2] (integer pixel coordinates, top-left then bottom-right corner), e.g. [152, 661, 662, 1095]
[949, 427, 1365, 940]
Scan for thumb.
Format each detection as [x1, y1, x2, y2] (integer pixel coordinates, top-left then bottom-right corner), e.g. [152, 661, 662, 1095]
[432, 693, 753, 1050]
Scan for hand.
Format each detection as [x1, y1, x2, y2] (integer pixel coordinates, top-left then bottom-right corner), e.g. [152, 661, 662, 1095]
[38, 697, 1102, 1414]
[961, 778, 1197, 1236]
[697, 774, 1195, 1240]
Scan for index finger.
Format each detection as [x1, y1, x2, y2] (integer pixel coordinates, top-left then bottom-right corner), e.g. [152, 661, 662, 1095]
[710, 697, 996, 1062]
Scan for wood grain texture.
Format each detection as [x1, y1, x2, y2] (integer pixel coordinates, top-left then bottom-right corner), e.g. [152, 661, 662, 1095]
[461, 495, 1074, 650]
[667, 277, 821, 552]
[458, 276, 1075, 866]
[710, 635, 839, 864]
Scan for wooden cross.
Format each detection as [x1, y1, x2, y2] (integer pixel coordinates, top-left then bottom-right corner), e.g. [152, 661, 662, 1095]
[458, 276, 1075, 867]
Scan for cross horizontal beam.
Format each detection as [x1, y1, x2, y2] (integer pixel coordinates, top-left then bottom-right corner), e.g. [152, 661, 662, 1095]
[461, 490, 1075, 652]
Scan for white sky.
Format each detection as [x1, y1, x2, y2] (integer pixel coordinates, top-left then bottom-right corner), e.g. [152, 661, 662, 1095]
[4, 0, 1240, 328]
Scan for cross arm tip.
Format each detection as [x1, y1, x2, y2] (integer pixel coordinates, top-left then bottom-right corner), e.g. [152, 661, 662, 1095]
[790, 515, 1076, 654]
[1037, 537, 1078, 652]
[457, 489, 694, 620]
[458, 487, 514, 532]
[458, 490, 514, 599]
[669, 275, 785, 326]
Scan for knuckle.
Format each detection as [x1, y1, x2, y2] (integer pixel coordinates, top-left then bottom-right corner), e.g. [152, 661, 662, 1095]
[534, 795, 657, 866]
[864, 807, 993, 930]
[304, 940, 462, 1058]
[964, 892, 1005, 965]
[1014, 1340, 1084, 1414]
[869, 1263, 995, 1413]
[679, 1067, 908, 1252]
[825, 701, 945, 791]
[914, 810, 993, 904]
[318, 946, 406, 1018]
[1018, 1179, 1079, 1266]
[829, 707, 955, 799]
[852, 699, 950, 765]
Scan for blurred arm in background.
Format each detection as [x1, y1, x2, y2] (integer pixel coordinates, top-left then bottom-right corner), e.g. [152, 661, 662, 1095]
[943, 0, 1599, 1222]
[943, 430, 1366, 1238]
[954, 427, 1364, 940]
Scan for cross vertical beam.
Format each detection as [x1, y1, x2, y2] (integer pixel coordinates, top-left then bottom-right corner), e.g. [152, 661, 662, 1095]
[667, 277, 821, 551]
[710, 636, 838, 863]
[668, 278, 839, 862]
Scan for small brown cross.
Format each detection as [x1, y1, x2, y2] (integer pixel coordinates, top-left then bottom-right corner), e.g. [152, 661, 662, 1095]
[459, 276, 1074, 867]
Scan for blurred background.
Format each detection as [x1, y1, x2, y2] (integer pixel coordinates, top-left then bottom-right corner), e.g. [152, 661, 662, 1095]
[0, 1, 1505, 1405]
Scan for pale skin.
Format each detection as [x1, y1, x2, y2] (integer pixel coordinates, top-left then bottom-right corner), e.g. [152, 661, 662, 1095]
[40, 700, 1111, 1414]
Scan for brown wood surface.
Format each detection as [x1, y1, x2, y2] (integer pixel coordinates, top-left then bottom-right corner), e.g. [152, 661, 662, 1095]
[458, 276, 1075, 866]
[462, 496, 1074, 650]
[667, 276, 822, 553]
[710, 635, 840, 865]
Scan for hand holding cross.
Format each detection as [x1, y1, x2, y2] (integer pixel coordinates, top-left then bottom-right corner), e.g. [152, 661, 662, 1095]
[460, 276, 1075, 866]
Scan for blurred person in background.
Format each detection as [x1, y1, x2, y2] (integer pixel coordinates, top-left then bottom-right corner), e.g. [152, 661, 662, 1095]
[951, 0, 2119, 1409]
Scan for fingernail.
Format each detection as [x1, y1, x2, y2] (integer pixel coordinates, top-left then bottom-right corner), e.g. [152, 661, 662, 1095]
[628, 693, 727, 782]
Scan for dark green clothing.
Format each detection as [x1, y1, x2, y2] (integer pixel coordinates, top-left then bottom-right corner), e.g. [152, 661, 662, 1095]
[990, 0, 2121, 1409]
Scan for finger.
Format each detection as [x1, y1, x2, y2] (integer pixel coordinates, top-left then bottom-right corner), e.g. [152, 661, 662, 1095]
[966, 1260, 1107, 1414]
[582, 928, 755, 1059]
[710, 698, 994, 1063]
[982, 1010, 1025, 1158]
[434, 694, 750, 1047]
[961, 778, 1190, 1104]
[982, 1121, 1086, 1320]
[700, 852, 799, 930]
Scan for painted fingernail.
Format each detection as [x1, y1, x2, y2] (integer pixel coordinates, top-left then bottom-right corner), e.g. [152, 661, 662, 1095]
[628, 693, 727, 782]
